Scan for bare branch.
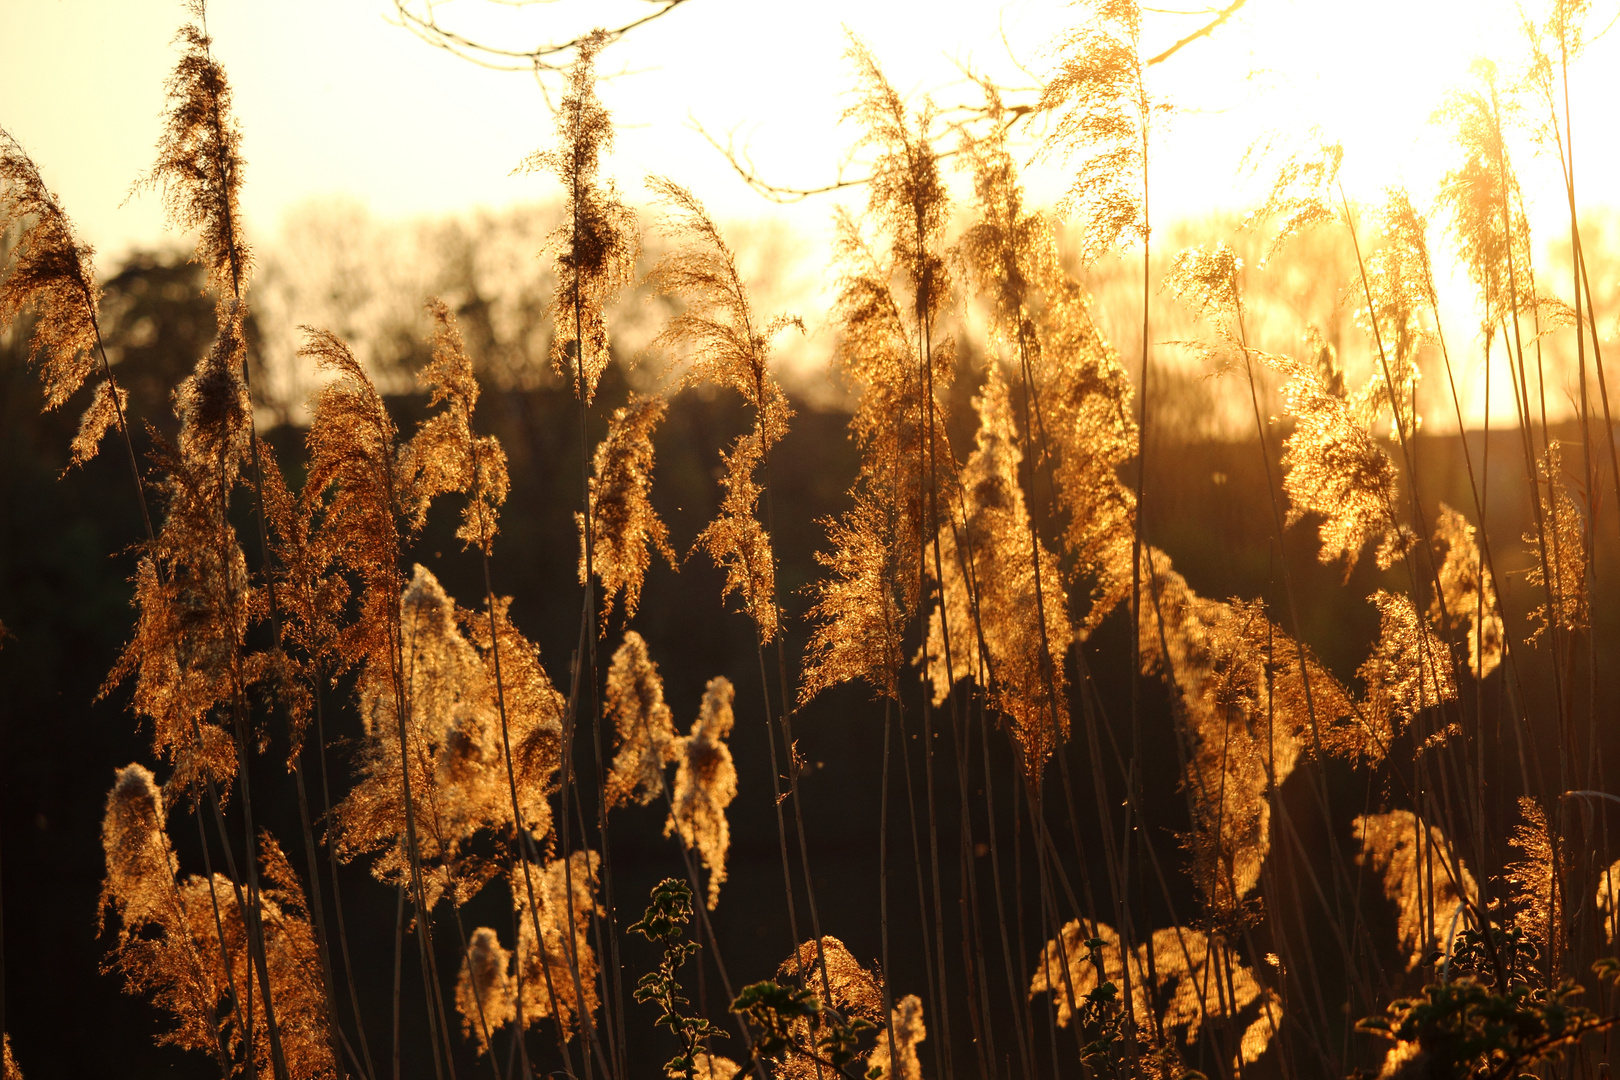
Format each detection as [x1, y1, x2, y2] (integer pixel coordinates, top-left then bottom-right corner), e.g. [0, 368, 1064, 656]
[390, 0, 694, 74]
[692, 89, 1042, 205]
[1145, 0, 1247, 65]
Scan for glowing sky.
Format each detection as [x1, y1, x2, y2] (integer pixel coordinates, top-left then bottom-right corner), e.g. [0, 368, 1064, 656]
[4, 0, 1618, 429]
[4, 0, 1610, 256]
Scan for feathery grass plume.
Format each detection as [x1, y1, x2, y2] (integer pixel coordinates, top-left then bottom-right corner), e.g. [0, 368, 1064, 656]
[865, 994, 926, 1080]
[771, 936, 885, 1080]
[462, 596, 564, 841]
[1039, 0, 1154, 263]
[1164, 241, 1244, 337]
[1030, 920, 1144, 1029]
[1244, 138, 1343, 264]
[254, 835, 342, 1080]
[825, 213, 937, 554]
[777, 936, 885, 1023]
[456, 926, 517, 1055]
[101, 764, 205, 963]
[0, 130, 127, 468]
[1138, 548, 1359, 903]
[141, 0, 251, 299]
[99, 765, 308, 1074]
[666, 676, 738, 910]
[1359, 590, 1458, 745]
[336, 564, 509, 905]
[803, 203, 956, 702]
[520, 30, 637, 403]
[955, 99, 1137, 633]
[1143, 927, 1281, 1070]
[1595, 857, 1620, 944]
[260, 446, 348, 760]
[841, 38, 959, 512]
[1431, 503, 1504, 679]
[1523, 441, 1589, 644]
[645, 176, 796, 432]
[1506, 796, 1561, 972]
[925, 366, 1071, 780]
[955, 87, 1044, 340]
[667, 1050, 741, 1080]
[1274, 335, 1409, 572]
[300, 326, 403, 613]
[107, 303, 256, 800]
[100, 768, 226, 1067]
[695, 428, 780, 641]
[1437, 62, 1536, 337]
[804, 42, 959, 697]
[603, 630, 679, 809]
[1164, 243, 1413, 574]
[1360, 190, 1437, 439]
[1355, 811, 1478, 971]
[647, 176, 797, 641]
[1032, 919, 1281, 1069]
[580, 395, 674, 624]
[1035, 246, 1138, 631]
[399, 299, 510, 551]
[799, 487, 907, 702]
[844, 35, 952, 331]
[1, 1032, 19, 1080]
[511, 852, 602, 1038]
[158, 854, 335, 1079]
[1521, 0, 1594, 147]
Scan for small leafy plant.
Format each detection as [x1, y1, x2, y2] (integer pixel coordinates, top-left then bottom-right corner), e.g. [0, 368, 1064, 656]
[628, 878, 727, 1080]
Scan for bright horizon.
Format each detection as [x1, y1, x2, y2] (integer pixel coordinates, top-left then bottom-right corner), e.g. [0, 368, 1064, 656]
[4, 0, 1619, 429]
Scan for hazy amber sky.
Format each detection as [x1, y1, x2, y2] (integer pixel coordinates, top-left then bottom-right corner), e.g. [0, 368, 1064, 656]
[5, 0, 1611, 257]
[5, 0, 1618, 429]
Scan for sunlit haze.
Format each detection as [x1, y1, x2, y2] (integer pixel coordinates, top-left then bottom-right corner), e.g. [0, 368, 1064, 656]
[5, 0, 1618, 426]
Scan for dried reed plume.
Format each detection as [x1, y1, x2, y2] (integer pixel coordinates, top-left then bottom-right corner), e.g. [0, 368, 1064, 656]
[582, 395, 674, 623]
[866, 994, 926, 1080]
[799, 488, 907, 702]
[1138, 548, 1359, 905]
[405, 299, 510, 552]
[1506, 795, 1561, 973]
[1438, 62, 1537, 335]
[462, 595, 565, 841]
[1027, 235, 1138, 634]
[107, 303, 254, 799]
[1432, 503, 1504, 679]
[1275, 333, 1410, 572]
[99, 765, 338, 1077]
[772, 936, 886, 1079]
[337, 564, 549, 904]
[1356, 811, 1478, 971]
[957, 103, 1137, 636]
[0, 129, 125, 469]
[926, 366, 1072, 779]
[456, 926, 517, 1055]
[1524, 441, 1589, 643]
[1359, 590, 1458, 750]
[843, 36, 952, 330]
[1032, 919, 1281, 1070]
[1247, 139, 1343, 263]
[604, 630, 679, 809]
[140, 1, 252, 299]
[521, 30, 637, 403]
[510, 851, 602, 1038]
[648, 175, 796, 641]
[1040, 0, 1152, 263]
[666, 677, 738, 909]
[803, 42, 959, 697]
